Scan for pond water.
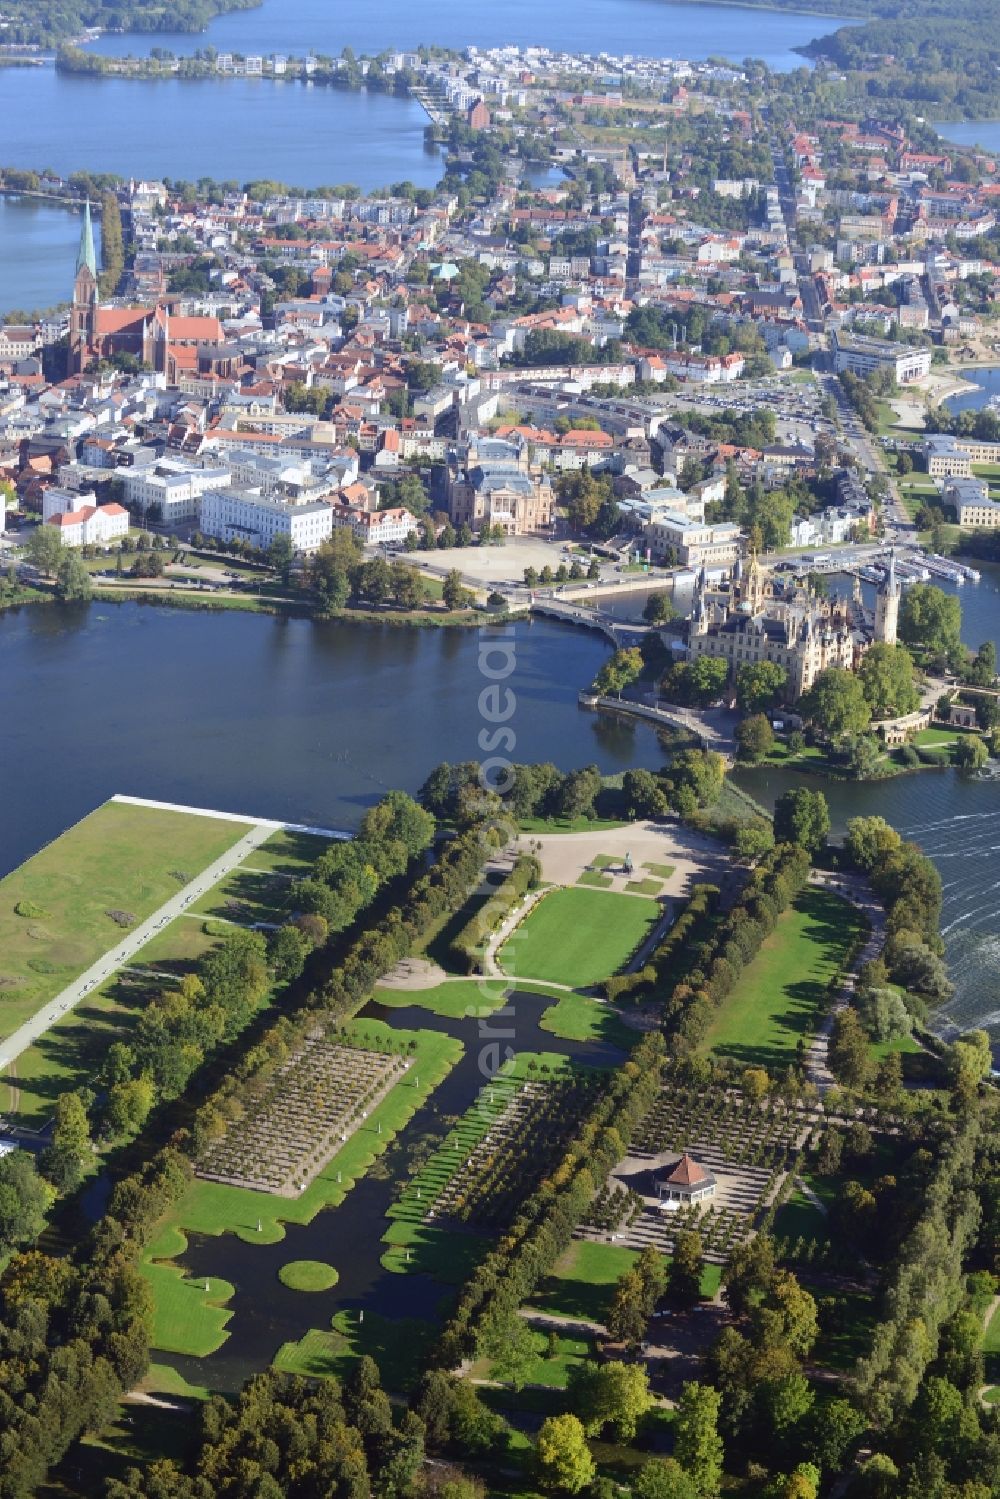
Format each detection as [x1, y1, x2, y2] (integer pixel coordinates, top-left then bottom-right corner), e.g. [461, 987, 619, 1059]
[162, 990, 626, 1392]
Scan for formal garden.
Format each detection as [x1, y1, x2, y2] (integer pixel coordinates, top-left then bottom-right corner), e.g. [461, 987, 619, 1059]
[498, 886, 662, 989]
[196, 1030, 409, 1195]
[391, 1068, 604, 1233]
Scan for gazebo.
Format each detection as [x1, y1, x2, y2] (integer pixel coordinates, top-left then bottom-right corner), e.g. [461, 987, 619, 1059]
[655, 1152, 716, 1208]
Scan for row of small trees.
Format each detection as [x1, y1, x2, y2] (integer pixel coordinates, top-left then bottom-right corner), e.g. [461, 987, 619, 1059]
[449, 854, 541, 973]
[432, 1030, 667, 1368]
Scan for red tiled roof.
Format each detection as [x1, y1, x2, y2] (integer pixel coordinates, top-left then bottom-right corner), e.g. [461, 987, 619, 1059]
[665, 1153, 710, 1187]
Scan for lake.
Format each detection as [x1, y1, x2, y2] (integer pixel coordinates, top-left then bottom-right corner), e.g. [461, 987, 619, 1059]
[945, 364, 1000, 416]
[0, 603, 666, 877]
[0, 195, 99, 317]
[933, 120, 1000, 155]
[86, 0, 834, 72]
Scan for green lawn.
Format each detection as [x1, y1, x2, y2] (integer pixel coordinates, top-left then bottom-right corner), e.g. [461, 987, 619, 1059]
[499, 887, 660, 989]
[278, 1260, 339, 1291]
[538, 992, 633, 1048]
[642, 863, 676, 879]
[773, 1187, 828, 1247]
[984, 1300, 1000, 1393]
[577, 870, 613, 888]
[0, 800, 251, 1042]
[275, 1309, 436, 1392]
[372, 977, 566, 1019]
[138, 1253, 235, 1358]
[700, 887, 866, 1069]
[625, 879, 662, 896]
[533, 1241, 720, 1325]
[518, 816, 629, 835]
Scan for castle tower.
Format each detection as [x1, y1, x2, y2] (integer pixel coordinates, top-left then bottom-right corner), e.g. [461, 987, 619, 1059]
[70, 200, 99, 373]
[874, 549, 900, 645]
[744, 548, 765, 613]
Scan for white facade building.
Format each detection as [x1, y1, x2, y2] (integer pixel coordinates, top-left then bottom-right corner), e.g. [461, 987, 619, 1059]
[199, 490, 334, 552]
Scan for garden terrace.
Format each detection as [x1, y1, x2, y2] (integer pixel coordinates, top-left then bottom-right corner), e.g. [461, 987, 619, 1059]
[196, 1032, 407, 1196]
[393, 1069, 604, 1232]
[577, 1083, 814, 1264]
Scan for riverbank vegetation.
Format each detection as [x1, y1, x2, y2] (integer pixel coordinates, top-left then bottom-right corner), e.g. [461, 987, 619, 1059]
[0, 0, 261, 47]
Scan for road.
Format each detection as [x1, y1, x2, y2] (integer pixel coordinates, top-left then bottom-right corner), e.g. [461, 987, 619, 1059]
[0, 821, 276, 1077]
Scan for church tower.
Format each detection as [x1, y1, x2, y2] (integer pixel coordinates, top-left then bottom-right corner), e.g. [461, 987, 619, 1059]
[70, 200, 99, 373]
[874, 550, 900, 645]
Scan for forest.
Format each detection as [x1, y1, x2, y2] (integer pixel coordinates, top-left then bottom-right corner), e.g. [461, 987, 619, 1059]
[0, 0, 259, 47]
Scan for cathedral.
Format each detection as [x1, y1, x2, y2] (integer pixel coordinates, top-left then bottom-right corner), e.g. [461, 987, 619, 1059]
[69, 200, 225, 379]
[686, 550, 900, 700]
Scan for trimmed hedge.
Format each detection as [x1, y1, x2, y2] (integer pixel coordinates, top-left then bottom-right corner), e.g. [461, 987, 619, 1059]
[449, 855, 541, 974]
[602, 882, 720, 1003]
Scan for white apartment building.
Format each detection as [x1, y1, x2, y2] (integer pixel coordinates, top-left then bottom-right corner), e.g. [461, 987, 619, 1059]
[199, 490, 334, 552]
[644, 513, 742, 568]
[122, 462, 232, 525]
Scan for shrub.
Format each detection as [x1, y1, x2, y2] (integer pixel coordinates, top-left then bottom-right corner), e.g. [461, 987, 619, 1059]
[13, 900, 49, 919]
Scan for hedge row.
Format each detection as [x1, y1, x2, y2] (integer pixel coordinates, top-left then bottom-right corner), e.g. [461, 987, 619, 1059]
[433, 1029, 666, 1368]
[450, 855, 541, 975]
[602, 882, 720, 1003]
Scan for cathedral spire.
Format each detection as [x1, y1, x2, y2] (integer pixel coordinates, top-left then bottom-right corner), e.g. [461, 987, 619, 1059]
[76, 199, 98, 280]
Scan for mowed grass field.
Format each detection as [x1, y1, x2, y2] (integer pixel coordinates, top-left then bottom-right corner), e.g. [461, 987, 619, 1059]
[499, 887, 660, 989]
[701, 887, 867, 1068]
[0, 801, 252, 1039]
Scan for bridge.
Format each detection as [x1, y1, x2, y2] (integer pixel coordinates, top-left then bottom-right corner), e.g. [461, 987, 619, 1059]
[528, 596, 652, 647]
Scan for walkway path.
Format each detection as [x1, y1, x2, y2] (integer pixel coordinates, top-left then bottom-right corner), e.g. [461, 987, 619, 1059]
[0, 822, 275, 1076]
[111, 794, 349, 840]
[803, 869, 886, 1093]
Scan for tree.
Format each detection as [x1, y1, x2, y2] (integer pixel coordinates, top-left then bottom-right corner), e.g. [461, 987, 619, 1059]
[267, 532, 294, 583]
[55, 550, 94, 601]
[733, 817, 775, 861]
[268, 923, 309, 982]
[844, 816, 901, 874]
[899, 583, 963, 666]
[569, 1360, 652, 1441]
[673, 1382, 724, 1498]
[735, 660, 786, 713]
[954, 735, 988, 770]
[800, 667, 871, 740]
[968, 640, 996, 687]
[804, 1396, 865, 1472]
[669, 1230, 705, 1307]
[735, 713, 774, 763]
[622, 768, 669, 820]
[25, 523, 64, 576]
[773, 788, 830, 854]
[593, 647, 644, 698]
[607, 1268, 648, 1345]
[535, 1414, 595, 1493]
[829, 1007, 874, 1091]
[442, 569, 470, 611]
[634, 1459, 698, 1499]
[481, 1313, 536, 1391]
[0, 1152, 54, 1252]
[52, 1090, 91, 1160]
[643, 592, 677, 625]
[858, 643, 919, 719]
[104, 1076, 154, 1138]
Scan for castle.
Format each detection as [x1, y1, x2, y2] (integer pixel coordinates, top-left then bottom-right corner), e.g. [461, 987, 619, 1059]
[69, 200, 225, 379]
[686, 550, 900, 700]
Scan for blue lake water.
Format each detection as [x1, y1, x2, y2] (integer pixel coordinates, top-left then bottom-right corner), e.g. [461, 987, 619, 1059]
[86, 0, 836, 72]
[0, 196, 99, 317]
